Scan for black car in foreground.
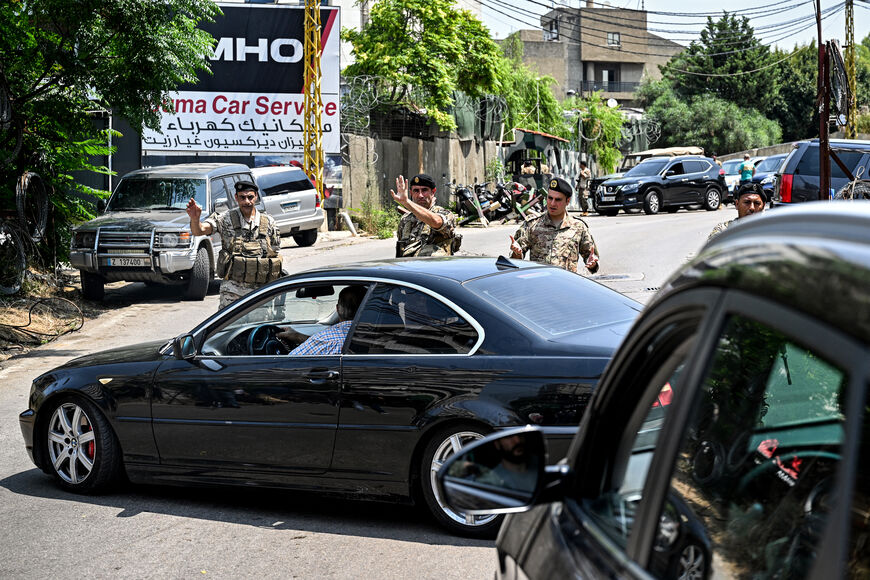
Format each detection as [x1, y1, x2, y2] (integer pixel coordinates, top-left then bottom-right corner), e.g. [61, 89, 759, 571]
[595, 155, 725, 216]
[18, 257, 640, 537]
[438, 202, 870, 577]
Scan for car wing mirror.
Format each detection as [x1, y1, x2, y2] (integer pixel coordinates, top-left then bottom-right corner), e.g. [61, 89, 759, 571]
[664, 170, 676, 177]
[173, 334, 196, 360]
[436, 426, 570, 514]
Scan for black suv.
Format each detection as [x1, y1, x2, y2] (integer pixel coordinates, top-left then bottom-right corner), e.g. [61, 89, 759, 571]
[774, 138, 870, 204]
[595, 155, 725, 216]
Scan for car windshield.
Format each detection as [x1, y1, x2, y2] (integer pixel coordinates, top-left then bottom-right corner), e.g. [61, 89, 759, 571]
[464, 268, 640, 337]
[107, 177, 207, 211]
[624, 159, 668, 177]
[722, 160, 742, 174]
[755, 156, 785, 173]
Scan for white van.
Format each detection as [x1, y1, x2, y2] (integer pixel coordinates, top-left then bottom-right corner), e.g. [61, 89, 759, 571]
[251, 166, 324, 247]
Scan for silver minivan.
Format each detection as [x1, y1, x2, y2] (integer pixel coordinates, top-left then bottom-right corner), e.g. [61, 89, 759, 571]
[252, 166, 324, 247]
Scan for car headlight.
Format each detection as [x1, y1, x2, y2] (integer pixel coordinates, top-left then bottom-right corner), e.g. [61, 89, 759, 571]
[157, 232, 191, 248]
[72, 231, 96, 249]
[621, 183, 639, 193]
[761, 175, 774, 185]
[597, 185, 605, 194]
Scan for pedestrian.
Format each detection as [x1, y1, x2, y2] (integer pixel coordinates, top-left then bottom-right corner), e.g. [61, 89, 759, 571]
[186, 180, 282, 309]
[509, 176, 599, 274]
[711, 153, 722, 167]
[576, 160, 593, 217]
[708, 182, 767, 240]
[738, 153, 756, 184]
[392, 173, 459, 257]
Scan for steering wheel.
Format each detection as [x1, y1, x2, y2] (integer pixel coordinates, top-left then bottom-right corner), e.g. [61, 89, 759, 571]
[247, 324, 285, 355]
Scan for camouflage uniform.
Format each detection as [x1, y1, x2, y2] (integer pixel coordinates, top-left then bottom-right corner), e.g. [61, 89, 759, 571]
[395, 206, 457, 257]
[205, 208, 281, 308]
[514, 212, 599, 274]
[708, 218, 736, 241]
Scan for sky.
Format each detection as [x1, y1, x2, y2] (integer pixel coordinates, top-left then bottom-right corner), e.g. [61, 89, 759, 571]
[475, 0, 870, 51]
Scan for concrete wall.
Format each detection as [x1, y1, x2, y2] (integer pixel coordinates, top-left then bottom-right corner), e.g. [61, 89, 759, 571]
[503, 30, 575, 96]
[579, 8, 648, 63]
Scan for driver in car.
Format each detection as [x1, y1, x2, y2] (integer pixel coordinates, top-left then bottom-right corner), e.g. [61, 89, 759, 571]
[285, 286, 367, 355]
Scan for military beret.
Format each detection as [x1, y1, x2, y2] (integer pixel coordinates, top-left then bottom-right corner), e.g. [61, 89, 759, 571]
[234, 180, 258, 194]
[736, 182, 768, 203]
[410, 174, 436, 189]
[548, 176, 574, 198]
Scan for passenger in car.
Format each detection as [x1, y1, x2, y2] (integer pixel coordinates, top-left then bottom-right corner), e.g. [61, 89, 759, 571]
[709, 182, 767, 240]
[288, 286, 367, 355]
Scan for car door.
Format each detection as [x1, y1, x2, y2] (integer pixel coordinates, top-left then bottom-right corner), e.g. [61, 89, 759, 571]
[150, 281, 351, 474]
[335, 282, 484, 480]
[683, 160, 711, 202]
[661, 161, 689, 205]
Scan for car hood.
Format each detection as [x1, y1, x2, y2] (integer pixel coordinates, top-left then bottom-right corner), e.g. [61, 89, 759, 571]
[74, 210, 191, 232]
[602, 176, 651, 187]
[595, 172, 624, 182]
[56, 339, 170, 370]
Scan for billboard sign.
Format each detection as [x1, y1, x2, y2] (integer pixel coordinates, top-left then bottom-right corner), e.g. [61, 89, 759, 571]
[142, 4, 340, 155]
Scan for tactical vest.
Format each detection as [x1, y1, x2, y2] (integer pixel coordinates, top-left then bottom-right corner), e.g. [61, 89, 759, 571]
[215, 211, 283, 285]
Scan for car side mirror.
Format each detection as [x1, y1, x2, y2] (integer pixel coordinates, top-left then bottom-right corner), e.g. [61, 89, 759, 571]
[664, 170, 676, 177]
[173, 334, 196, 360]
[436, 427, 569, 514]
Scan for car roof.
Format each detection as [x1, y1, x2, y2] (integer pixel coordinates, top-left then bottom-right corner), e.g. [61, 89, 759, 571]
[250, 166, 308, 176]
[662, 201, 870, 343]
[123, 163, 250, 179]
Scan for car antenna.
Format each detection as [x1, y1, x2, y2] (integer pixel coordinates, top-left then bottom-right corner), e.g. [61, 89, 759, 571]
[496, 255, 519, 270]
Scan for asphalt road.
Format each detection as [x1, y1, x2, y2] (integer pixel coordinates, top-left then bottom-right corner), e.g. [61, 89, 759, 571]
[0, 206, 734, 579]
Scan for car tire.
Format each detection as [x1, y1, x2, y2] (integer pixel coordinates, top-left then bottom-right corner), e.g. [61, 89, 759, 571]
[704, 187, 722, 211]
[43, 396, 123, 493]
[419, 423, 503, 537]
[184, 246, 210, 301]
[667, 541, 708, 580]
[293, 229, 317, 247]
[643, 190, 661, 215]
[80, 272, 105, 301]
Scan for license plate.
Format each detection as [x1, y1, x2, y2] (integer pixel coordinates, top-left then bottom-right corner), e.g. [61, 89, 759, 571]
[601, 195, 616, 202]
[280, 201, 300, 212]
[106, 257, 149, 267]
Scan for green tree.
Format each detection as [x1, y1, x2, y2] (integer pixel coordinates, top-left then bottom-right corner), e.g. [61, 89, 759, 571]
[0, 0, 219, 262]
[768, 43, 818, 142]
[638, 79, 781, 153]
[342, 0, 501, 129]
[664, 13, 778, 115]
[563, 93, 625, 173]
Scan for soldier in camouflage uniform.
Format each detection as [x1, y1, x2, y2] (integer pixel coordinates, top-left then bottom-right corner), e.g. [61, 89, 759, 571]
[392, 173, 458, 257]
[708, 182, 767, 241]
[187, 180, 282, 309]
[510, 176, 599, 275]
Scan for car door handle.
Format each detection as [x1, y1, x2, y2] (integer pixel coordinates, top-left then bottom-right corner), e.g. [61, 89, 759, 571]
[306, 369, 339, 384]
[681, 178, 688, 181]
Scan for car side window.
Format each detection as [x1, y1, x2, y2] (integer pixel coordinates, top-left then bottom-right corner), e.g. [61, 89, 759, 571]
[211, 178, 232, 213]
[652, 314, 849, 580]
[685, 160, 708, 174]
[347, 284, 478, 355]
[668, 162, 685, 176]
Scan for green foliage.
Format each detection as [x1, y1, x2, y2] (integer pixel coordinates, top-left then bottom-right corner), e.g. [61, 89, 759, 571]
[342, 0, 501, 129]
[663, 13, 778, 115]
[350, 197, 401, 239]
[768, 43, 818, 142]
[0, 0, 219, 264]
[485, 157, 507, 183]
[492, 33, 565, 136]
[638, 80, 781, 153]
[564, 93, 626, 174]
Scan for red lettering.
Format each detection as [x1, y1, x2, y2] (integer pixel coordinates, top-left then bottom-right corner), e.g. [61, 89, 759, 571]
[213, 95, 227, 114]
[271, 100, 284, 115]
[255, 96, 269, 114]
[324, 102, 337, 116]
[294, 101, 305, 115]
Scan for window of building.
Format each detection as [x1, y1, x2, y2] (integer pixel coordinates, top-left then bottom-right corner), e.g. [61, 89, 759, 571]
[545, 19, 559, 41]
[607, 32, 621, 46]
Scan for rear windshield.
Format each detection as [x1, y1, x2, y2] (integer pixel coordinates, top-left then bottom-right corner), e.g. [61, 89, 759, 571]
[256, 171, 315, 197]
[624, 159, 668, 177]
[464, 268, 640, 337]
[796, 146, 865, 179]
[755, 156, 786, 173]
[107, 177, 206, 211]
[722, 160, 741, 174]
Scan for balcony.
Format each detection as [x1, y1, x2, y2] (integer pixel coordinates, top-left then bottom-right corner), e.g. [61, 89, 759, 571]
[580, 81, 640, 94]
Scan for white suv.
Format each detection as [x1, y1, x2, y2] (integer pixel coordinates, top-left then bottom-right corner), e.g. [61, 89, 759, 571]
[251, 166, 324, 247]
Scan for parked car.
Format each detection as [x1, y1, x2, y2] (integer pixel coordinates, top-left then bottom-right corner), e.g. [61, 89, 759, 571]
[251, 166, 323, 247]
[750, 153, 788, 199]
[438, 201, 870, 578]
[18, 257, 642, 537]
[595, 155, 725, 216]
[722, 156, 765, 203]
[70, 163, 257, 301]
[589, 147, 704, 213]
[773, 138, 870, 204]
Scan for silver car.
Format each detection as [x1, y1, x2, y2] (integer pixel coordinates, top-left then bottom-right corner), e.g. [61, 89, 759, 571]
[252, 166, 324, 247]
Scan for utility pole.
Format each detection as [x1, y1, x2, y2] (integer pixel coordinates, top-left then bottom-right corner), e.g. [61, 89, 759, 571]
[845, 0, 857, 139]
[816, 0, 830, 200]
[303, 0, 324, 200]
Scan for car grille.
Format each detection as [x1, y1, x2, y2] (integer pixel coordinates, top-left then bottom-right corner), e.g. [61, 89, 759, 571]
[97, 230, 153, 256]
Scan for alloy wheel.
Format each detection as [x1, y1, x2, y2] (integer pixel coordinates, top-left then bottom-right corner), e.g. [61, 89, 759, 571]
[429, 430, 499, 528]
[677, 544, 706, 580]
[47, 402, 97, 485]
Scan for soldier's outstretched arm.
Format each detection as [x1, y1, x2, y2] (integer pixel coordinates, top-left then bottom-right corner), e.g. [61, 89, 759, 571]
[187, 198, 213, 236]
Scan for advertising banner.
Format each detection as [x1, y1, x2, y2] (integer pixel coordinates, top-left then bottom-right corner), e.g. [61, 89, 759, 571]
[142, 4, 340, 155]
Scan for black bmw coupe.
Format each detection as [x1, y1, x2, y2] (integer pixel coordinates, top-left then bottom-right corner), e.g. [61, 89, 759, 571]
[19, 256, 640, 536]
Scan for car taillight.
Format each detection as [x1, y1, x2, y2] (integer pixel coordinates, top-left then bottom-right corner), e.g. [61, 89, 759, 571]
[780, 174, 792, 203]
[315, 192, 321, 208]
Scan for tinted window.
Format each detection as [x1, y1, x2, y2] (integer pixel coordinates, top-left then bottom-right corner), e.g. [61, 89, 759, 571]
[257, 171, 315, 196]
[625, 159, 668, 177]
[684, 160, 709, 173]
[108, 177, 206, 211]
[347, 284, 478, 355]
[657, 314, 848, 579]
[755, 156, 786, 173]
[667, 162, 685, 176]
[795, 147, 864, 179]
[464, 268, 639, 337]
